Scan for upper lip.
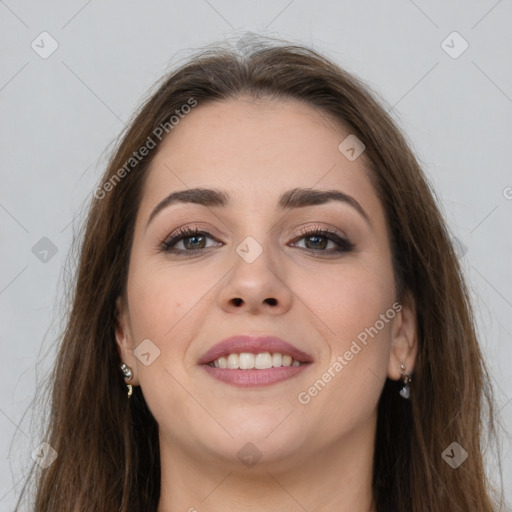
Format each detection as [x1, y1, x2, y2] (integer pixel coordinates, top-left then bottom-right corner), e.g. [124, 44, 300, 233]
[198, 335, 314, 365]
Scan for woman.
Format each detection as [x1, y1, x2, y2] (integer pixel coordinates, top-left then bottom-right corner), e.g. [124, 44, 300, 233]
[18, 38, 506, 511]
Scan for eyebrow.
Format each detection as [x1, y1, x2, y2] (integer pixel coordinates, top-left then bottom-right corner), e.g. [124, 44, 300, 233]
[146, 187, 372, 229]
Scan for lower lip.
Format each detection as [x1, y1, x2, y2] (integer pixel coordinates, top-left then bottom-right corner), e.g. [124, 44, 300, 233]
[201, 364, 310, 387]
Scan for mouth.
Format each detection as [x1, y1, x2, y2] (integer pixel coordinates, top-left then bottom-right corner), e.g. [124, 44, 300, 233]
[198, 335, 313, 387]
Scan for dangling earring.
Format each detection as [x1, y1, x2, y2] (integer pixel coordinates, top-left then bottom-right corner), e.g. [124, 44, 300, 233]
[399, 362, 412, 399]
[120, 363, 133, 398]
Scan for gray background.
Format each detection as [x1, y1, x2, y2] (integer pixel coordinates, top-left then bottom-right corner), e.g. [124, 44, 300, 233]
[1, 0, 511, 509]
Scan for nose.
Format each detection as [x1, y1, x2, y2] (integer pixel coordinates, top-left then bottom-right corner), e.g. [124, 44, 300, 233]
[217, 241, 293, 316]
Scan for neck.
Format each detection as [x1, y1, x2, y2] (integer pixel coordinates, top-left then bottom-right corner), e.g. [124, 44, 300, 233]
[157, 416, 377, 512]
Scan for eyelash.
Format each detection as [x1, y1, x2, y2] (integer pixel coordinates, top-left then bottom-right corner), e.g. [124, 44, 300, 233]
[160, 225, 354, 257]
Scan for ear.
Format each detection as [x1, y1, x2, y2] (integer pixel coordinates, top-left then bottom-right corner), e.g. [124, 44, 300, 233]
[387, 292, 418, 380]
[115, 295, 139, 385]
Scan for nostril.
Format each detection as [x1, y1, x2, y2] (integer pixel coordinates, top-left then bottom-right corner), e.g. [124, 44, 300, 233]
[265, 298, 277, 306]
[232, 298, 243, 306]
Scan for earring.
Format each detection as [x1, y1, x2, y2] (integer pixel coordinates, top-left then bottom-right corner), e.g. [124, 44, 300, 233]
[120, 363, 133, 398]
[399, 362, 412, 399]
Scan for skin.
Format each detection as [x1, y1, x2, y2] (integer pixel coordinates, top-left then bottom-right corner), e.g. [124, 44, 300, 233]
[115, 97, 418, 512]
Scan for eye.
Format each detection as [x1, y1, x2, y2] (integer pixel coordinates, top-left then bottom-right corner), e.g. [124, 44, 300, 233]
[160, 225, 354, 256]
[289, 226, 354, 255]
[160, 226, 222, 254]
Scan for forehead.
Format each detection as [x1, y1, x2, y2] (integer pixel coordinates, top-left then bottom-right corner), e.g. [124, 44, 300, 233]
[139, 97, 378, 217]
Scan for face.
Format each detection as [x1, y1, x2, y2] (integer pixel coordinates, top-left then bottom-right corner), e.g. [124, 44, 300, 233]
[116, 97, 417, 471]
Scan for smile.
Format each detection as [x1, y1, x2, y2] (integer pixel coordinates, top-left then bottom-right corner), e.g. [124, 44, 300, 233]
[201, 352, 312, 388]
[199, 334, 313, 387]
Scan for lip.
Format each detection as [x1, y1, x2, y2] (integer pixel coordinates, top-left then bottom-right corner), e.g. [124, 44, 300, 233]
[198, 335, 313, 365]
[198, 334, 313, 388]
[202, 365, 309, 387]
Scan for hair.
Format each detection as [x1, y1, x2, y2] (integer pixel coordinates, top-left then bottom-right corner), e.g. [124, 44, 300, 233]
[17, 36, 506, 511]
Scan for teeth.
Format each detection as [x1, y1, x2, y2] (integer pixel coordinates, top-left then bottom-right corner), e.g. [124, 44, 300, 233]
[227, 354, 239, 369]
[239, 353, 255, 369]
[209, 352, 303, 369]
[255, 352, 273, 369]
[272, 353, 283, 367]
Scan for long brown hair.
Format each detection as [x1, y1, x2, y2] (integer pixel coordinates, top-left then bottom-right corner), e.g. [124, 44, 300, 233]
[17, 37, 507, 511]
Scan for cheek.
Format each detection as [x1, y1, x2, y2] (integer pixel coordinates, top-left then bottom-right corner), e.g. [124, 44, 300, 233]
[125, 264, 200, 417]
[295, 266, 395, 425]
[294, 258, 395, 400]
[297, 260, 395, 347]
[127, 260, 207, 337]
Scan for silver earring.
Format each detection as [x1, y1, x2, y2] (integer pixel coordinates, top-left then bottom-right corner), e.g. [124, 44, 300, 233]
[120, 363, 133, 398]
[399, 363, 412, 399]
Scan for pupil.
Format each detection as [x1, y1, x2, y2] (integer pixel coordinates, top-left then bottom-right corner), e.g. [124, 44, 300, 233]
[185, 235, 204, 249]
[307, 235, 326, 250]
